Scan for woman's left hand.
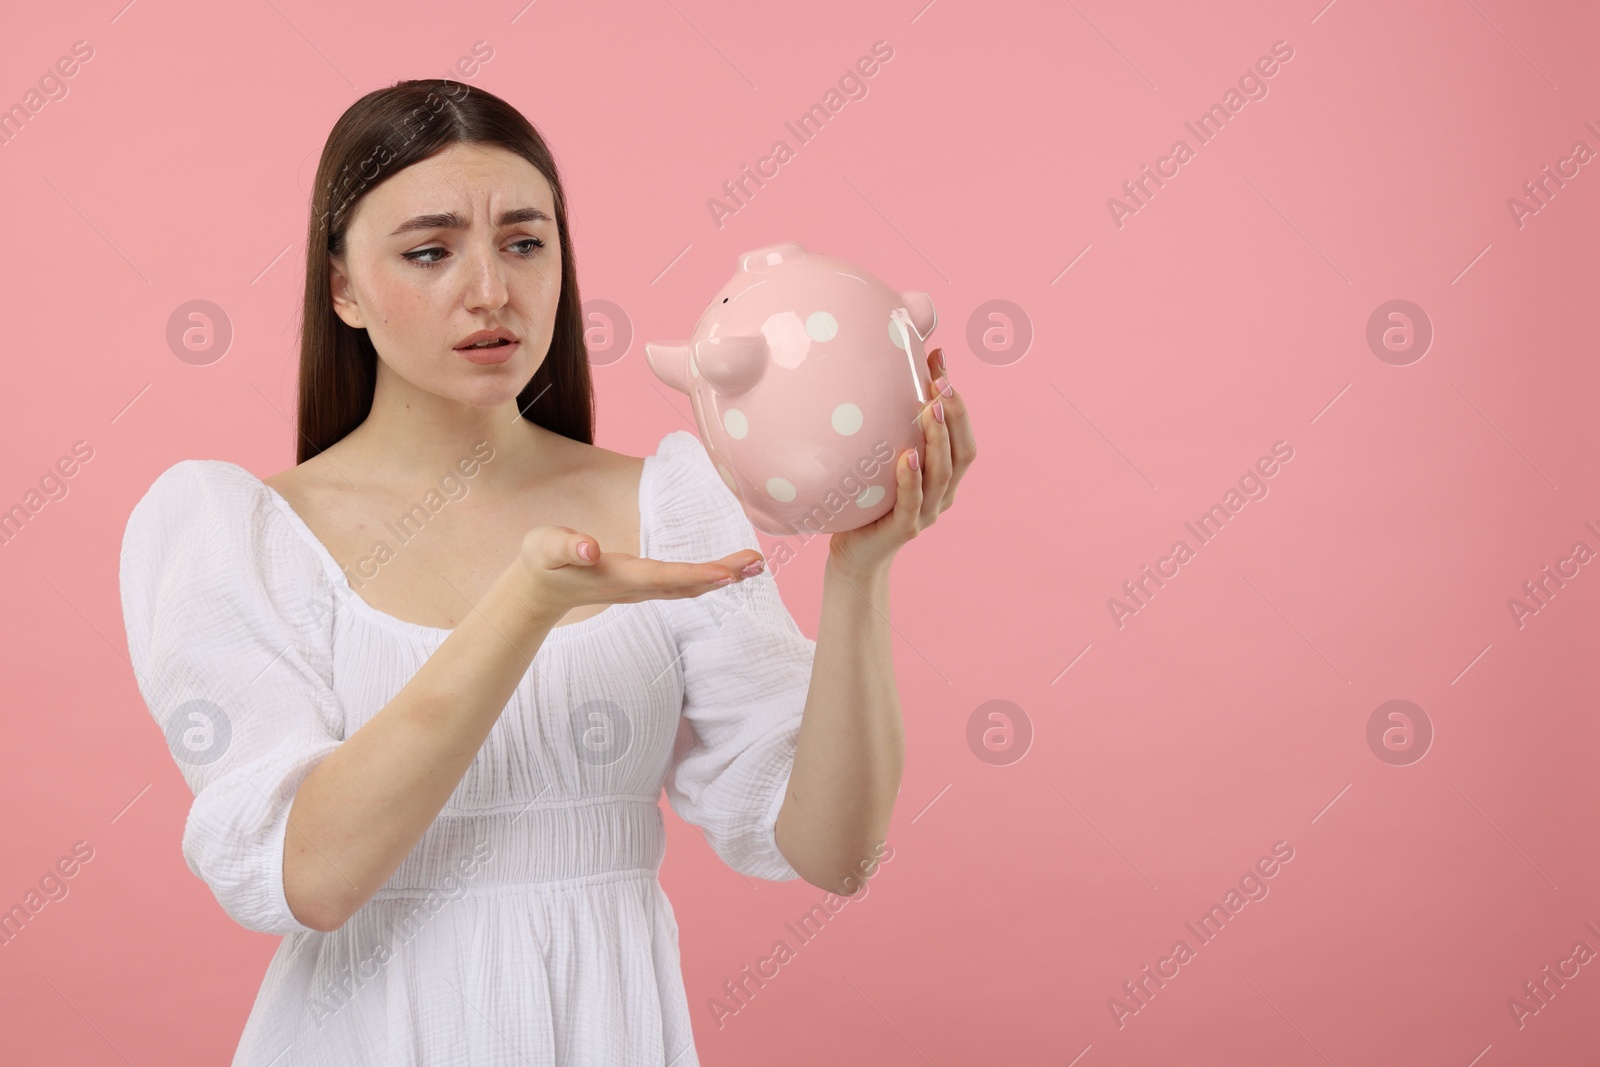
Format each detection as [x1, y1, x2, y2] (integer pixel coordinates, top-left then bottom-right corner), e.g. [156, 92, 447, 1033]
[828, 346, 976, 577]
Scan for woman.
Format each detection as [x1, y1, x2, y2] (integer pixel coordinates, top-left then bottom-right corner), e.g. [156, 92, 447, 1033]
[119, 78, 974, 1065]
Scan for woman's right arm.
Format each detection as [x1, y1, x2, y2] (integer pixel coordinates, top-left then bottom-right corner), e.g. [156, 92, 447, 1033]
[281, 526, 762, 932]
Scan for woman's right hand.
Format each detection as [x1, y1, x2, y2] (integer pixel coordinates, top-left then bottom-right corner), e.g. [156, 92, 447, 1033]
[514, 525, 765, 621]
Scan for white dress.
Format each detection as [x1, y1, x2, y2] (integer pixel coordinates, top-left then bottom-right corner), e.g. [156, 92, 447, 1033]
[118, 429, 816, 1066]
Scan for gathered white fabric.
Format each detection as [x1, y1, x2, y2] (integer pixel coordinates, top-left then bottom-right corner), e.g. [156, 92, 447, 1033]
[118, 429, 816, 1066]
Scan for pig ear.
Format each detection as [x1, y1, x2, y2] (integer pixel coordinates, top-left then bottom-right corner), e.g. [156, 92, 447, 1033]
[901, 291, 937, 341]
[694, 335, 768, 396]
[644, 341, 692, 392]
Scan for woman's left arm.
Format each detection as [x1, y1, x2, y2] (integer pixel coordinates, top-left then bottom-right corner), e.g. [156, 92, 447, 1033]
[775, 347, 978, 894]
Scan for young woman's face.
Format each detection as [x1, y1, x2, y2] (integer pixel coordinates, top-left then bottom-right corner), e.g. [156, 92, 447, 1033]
[329, 141, 563, 409]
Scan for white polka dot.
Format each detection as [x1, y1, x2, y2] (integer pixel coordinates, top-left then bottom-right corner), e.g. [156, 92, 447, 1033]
[856, 486, 885, 508]
[806, 311, 838, 342]
[767, 477, 797, 502]
[723, 409, 748, 439]
[831, 403, 864, 435]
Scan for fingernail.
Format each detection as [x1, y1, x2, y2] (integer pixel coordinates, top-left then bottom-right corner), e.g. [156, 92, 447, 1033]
[934, 347, 945, 374]
[933, 375, 952, 398]
[908, 448, 920, 472]
[934, 399, 945, 424]
[715, 576, 736, 585]
[741, 559, 765, 578]
[577, 542, 593, 561]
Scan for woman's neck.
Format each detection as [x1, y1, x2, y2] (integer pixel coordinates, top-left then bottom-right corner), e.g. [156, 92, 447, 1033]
[324, 370, 550, 493]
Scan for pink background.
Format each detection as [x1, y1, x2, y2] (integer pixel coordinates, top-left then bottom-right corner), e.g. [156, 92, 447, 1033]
[3, 0, 1598, 1063]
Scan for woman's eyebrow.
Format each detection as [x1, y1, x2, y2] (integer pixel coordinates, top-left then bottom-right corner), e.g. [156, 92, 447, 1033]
[389, 207, 552, 236]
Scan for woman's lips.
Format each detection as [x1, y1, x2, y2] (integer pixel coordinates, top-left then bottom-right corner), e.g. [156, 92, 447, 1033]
[455, 340, 519, 365]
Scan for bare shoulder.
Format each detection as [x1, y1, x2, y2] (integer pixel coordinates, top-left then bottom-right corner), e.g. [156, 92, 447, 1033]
[260, 446, 348, 511]
[539, 428, 645, 499]
[530, 431, 647, 558]
[587, 441, 647, 491]
[261, 463, 309, 497]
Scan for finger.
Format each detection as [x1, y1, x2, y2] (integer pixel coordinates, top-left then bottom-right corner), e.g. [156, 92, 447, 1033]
[555, 524, 599, 566]
[531, 527, 600, 569]
[928, 372, 973, 510]
[898, 443, 924, 530]
[718, 549, 766, 577]
[919, 395, 953, 525]
[632, 555, 756, 594]
[690, 551, 764, 589]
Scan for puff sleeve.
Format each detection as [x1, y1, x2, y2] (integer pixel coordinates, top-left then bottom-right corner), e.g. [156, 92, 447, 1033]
[651, 432, 816, 882]
[119, 460, 345, 936]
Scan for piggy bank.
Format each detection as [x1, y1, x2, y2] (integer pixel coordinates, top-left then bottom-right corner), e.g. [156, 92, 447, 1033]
[644, 242, 937, 536]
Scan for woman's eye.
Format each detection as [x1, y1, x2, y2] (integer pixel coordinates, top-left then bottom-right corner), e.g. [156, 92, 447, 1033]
[402, 247, 448, 267]
[402, 237, 546, 269]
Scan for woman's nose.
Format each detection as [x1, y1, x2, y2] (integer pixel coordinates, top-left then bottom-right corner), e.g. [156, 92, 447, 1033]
[462, 242, 510, 310]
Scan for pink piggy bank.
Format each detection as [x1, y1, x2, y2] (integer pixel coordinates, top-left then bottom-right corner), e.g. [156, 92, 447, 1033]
[644, 242, 938, 536]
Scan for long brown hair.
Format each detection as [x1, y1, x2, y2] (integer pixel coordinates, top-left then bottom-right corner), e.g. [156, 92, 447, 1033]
[294, 78, 594, 464]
